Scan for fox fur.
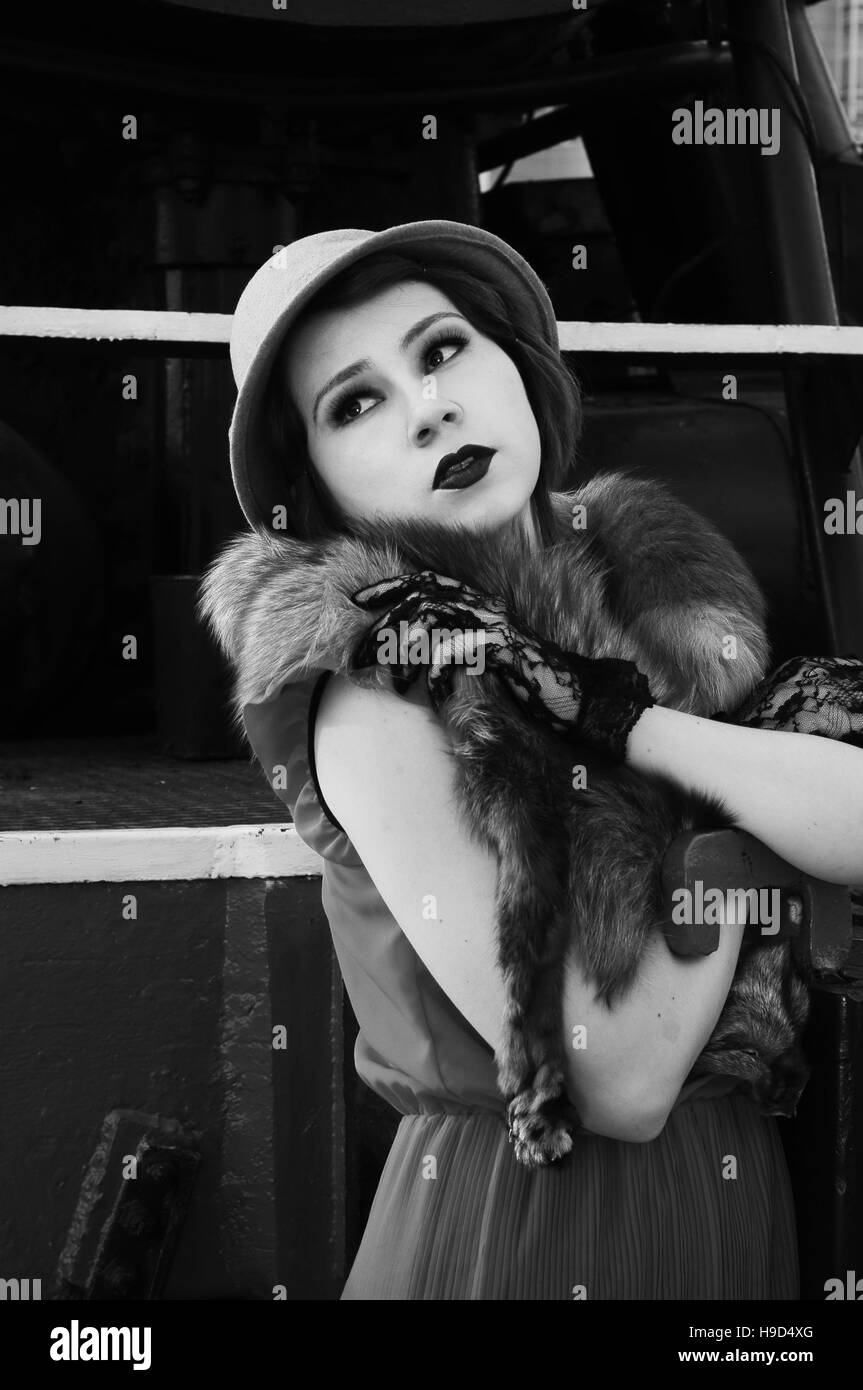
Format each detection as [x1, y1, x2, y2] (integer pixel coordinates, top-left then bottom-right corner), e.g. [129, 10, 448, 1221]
[199, 467, 811, 1165]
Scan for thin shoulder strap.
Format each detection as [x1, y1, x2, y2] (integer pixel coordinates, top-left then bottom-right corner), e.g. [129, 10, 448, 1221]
[307, 670, 347, 835]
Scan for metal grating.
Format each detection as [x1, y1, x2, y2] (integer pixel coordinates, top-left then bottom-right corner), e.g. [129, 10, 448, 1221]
[0, 737, 290, 832]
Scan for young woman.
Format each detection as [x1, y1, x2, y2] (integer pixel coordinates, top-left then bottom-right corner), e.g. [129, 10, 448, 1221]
[206, 220, 863, 1300]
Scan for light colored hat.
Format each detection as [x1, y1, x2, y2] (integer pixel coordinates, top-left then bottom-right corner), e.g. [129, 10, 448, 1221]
[228, 219, 559, 530]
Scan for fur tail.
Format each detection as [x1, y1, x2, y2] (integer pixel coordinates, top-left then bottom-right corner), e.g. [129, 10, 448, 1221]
[568, 763, 739, 1004]
[443, 682, 583, 1164]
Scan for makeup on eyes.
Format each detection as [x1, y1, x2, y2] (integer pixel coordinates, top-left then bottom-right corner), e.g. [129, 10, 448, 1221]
[325, 324, 471, 427]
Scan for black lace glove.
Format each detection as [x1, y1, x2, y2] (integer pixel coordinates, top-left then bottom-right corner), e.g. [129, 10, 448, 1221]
[712, 653, 863, 989]
[350, 570, 656, 762]
[712, 653, 863, 747]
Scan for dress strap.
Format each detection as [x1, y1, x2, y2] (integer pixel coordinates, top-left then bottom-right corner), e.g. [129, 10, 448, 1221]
[307, 670, 347, 835]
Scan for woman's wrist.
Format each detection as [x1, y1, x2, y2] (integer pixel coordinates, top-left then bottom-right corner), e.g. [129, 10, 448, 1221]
[623, 703, 704, 779]
[623, 702, 748, 804]
[625, 703, 863, 884]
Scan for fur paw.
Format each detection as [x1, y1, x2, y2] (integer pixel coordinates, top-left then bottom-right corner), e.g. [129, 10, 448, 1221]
[506, 1080, 575, 1168]
[496, 1026, 531, 1099]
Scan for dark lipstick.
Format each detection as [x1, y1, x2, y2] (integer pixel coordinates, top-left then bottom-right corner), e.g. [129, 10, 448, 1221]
[432, 444, 496, 491]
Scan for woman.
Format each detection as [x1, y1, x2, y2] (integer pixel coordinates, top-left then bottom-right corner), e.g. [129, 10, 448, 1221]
[204, 220, 863, 1299]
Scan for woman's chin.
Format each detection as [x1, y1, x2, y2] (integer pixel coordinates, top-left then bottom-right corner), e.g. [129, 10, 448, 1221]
[431, 478, 533, 532]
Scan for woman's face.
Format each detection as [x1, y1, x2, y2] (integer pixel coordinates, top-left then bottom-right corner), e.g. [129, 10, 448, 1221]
[284, 280, 542, 536]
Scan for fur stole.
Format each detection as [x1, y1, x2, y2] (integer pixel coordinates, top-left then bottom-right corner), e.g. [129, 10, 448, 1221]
[200, 468, 769, 728]
[199, 468, 809, 1165]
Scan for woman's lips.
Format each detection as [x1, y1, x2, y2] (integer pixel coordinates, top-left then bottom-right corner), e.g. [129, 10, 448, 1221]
[432, 445, 496, 490]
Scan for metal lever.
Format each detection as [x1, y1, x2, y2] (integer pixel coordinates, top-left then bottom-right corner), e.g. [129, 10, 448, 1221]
[661, 827, 861, 995]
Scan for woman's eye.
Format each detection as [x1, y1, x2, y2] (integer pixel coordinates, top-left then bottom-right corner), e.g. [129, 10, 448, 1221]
[327, 331, 469, 425]
[330, 391, 377, 425]
[424, 332, 469, 372]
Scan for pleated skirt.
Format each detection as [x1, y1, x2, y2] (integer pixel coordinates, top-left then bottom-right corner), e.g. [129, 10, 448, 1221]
[340, 1092, 799, 1300]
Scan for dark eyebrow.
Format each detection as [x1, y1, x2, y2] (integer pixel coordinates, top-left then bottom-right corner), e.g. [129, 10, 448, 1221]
[311, 311, 468, 424]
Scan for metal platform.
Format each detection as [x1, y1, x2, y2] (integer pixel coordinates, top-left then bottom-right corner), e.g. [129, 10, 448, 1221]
[0, 737, 287, 832]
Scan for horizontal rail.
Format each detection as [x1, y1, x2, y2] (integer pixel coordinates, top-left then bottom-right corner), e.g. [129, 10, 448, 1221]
[558, 322, 863, 356]
[0, 306, 233, 344]
[4, 306, 863, 355]
[0, 824, 323, 885]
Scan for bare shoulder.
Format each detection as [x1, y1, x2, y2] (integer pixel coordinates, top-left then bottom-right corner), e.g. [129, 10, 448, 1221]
[314, 672, 448, 822]
[316, 671, 435, 758]
[317, 669, 432, 727]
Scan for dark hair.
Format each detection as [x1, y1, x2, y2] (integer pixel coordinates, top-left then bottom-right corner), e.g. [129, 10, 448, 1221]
[261, 248, 583, 544]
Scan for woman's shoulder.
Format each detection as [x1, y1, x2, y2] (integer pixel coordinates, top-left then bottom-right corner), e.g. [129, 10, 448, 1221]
[317, 669, 432, 732]
[315, 672, 436, 791]
[313, 672, 453, 837]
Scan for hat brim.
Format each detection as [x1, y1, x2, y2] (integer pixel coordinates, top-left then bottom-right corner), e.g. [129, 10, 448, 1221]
[228, 219, 559, 531]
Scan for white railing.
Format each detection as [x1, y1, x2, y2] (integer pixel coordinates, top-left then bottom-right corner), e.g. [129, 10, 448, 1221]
[0, 825, 321, 886]
[3, 306, 863, 355]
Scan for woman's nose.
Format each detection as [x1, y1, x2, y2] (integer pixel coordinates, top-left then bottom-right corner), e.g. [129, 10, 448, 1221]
[408, 394, 463, 448]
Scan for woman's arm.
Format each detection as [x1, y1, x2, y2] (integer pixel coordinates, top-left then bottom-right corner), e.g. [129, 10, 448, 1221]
[627, 705, 863, 886]
[314, 673, 748, 1144]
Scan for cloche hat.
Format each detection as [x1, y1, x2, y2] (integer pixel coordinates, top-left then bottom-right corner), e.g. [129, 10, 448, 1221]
[228, 219, 559, 530]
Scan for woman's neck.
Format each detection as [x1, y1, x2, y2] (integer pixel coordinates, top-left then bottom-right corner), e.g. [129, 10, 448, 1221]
[518, 501, 544, 555]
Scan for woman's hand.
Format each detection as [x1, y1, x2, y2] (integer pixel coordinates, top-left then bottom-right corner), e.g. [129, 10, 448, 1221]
[350, 569, 657, 762]
[350, 570, 510, 699]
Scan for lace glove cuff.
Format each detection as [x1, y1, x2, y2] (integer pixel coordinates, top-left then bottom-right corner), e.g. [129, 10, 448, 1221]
[562, 652, 657, 761]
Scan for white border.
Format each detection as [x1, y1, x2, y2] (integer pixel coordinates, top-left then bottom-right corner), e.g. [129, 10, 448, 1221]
[0, 824, 323, 885]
